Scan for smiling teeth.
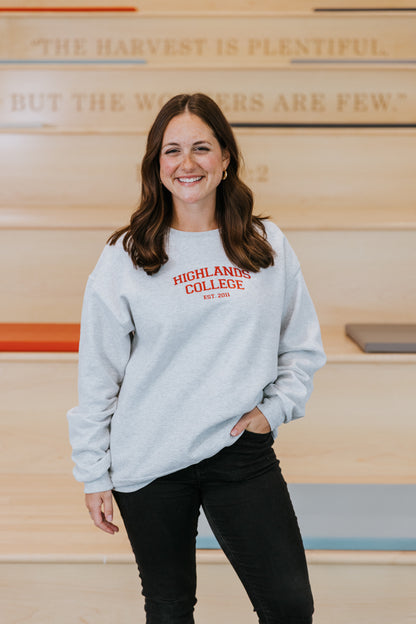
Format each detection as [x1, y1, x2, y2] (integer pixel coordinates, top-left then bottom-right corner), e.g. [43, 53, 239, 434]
[178, 177, 202, 183]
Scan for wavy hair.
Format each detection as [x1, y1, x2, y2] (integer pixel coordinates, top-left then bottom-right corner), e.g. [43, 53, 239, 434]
[108, 93, 275, 274]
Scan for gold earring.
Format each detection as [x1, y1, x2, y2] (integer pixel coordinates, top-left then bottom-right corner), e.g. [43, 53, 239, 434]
[222, 170, 228, 180]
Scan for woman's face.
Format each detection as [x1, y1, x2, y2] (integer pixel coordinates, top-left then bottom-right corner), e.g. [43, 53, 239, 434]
[159, 112, 229, 216]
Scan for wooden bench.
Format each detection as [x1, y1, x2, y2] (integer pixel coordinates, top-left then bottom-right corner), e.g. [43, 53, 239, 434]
[0, 0, 414, 13]
[1, 326, 415, 484]
[1, 131, 415, 212]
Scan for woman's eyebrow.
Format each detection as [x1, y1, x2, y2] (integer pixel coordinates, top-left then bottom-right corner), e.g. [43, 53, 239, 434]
[162, 139, 212, 148]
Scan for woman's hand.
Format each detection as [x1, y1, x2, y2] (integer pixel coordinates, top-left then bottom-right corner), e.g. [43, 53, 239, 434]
[230, 406, 271, 437]
[85, 490, 120, 535]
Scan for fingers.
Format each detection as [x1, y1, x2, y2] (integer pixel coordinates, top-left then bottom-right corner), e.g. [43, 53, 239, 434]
[85, 491, 120, 535]
[230, 407, 271, 436]
[103, 491, 114, 523]
[230, 414, 248, 437]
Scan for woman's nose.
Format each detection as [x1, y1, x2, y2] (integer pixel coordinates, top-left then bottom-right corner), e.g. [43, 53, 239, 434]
[181, 151, 196, 170]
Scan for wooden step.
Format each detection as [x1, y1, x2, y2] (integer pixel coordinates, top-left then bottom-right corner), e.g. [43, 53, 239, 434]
[1, 130, 415, 212]
[2, 202, 416, 231]
[1, 0, 415, 13]
[1, 228, 415, 325]
[1, 327, 415, 485]
[1, 13, 415, 66]
[1, 67, 415, 127]
[1, 560, 415, 624]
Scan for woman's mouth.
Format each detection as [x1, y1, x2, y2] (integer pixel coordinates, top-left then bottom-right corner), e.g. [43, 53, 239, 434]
[176, 176, 203, 184]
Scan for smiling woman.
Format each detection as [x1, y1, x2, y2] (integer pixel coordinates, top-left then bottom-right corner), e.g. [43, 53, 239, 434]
[67, 93, 326, 624]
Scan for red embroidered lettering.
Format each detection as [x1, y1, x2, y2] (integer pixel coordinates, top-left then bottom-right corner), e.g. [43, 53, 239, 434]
[222, 266, 234, 276]
[195, 268, 206, 279]
[209, 279, 220, 290]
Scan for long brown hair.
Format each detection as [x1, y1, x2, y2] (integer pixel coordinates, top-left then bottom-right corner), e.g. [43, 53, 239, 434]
[108, 93, 275, 274]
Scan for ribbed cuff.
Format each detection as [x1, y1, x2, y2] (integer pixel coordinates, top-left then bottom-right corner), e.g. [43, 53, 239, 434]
[83, 473, 113, 494]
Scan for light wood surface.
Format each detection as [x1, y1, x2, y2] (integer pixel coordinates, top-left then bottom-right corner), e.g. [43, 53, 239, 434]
[2, 202, 416, 231]
[1, 67, 415, 126]
[1, 0, 415, 12]
[286, 230, 416, 326]
[278, 360, 416, 483]
[1, 131, 415, 212]
[0, 474, 131, 557]
[2, 14, 416, 65]
[3, 549, 415, 565]
[1, 228, 415, 325]
[1, 560, 416, 624]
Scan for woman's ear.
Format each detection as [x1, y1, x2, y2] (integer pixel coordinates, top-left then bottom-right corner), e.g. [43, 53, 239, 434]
[222, 149, 230, 170]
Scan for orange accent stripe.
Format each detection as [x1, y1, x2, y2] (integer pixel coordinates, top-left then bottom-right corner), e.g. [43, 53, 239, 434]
[0, 323, 80, 352]
[0, 7, 137, 11]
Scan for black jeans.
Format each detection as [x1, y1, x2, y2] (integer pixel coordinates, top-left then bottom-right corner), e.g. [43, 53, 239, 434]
[113, 430, 314, 624]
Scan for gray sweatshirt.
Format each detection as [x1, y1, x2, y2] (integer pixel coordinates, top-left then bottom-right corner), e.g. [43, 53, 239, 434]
[67, 221, 326, 494]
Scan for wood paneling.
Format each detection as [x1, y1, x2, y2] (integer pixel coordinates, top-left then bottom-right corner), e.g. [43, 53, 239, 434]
[1, 131, 415, 212]
[278, 360, 416, 484]
[1, 67, 415, 126]
[0, 229, 107, 322]
[287, 230, 416, 326]
[1, 14, 415, 65]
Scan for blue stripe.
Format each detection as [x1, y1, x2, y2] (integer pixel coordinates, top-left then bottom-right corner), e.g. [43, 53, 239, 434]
[302, 537, 416, 551]
[291, 59, 416, 64]
[196, 536, 416, 551]
[196, 535, 416, 551]
[0, 58, 414, 65]
[0, 59, 147, 64]
[1, 58, 414, 66]
[0, 123, 45, 128]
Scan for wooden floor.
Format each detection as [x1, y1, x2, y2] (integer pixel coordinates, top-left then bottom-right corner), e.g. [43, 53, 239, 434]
[1, 560, 415, 624]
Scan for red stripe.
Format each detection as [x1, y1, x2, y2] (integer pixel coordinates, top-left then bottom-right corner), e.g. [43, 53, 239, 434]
[0, 7, 137, 11]
[0, 323, 80, 352]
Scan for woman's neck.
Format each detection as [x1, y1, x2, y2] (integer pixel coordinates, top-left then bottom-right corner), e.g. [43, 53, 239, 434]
[170, 206, 217, 232]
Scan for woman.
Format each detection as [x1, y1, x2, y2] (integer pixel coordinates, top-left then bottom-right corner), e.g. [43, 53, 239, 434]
[68, 93, 326, 624]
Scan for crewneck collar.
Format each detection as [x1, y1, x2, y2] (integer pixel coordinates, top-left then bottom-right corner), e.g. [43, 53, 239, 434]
[169, 227, 220, 236]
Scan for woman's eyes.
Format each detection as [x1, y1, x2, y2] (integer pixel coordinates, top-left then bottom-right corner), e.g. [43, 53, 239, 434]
[164, 146, 210, 155]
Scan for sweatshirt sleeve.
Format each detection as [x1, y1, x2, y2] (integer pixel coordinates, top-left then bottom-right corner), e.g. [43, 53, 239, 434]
[256, 237, 326, 434]
[67, 273, 134, 493]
